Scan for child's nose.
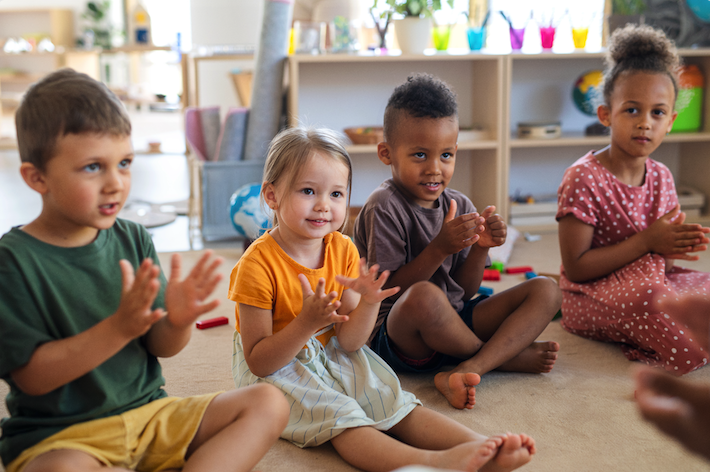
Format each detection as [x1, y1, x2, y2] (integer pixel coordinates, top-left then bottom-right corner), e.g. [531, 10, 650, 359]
[104, 169, 126, 192]
[425, 159, 441, 175]
[314, 194, 329, 212]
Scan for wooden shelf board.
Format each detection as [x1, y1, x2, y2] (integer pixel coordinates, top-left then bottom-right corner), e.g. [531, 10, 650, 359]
[345, 139, 497, 155]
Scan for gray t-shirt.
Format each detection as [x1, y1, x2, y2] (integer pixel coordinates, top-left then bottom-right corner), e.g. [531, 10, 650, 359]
[353, 179, 480, 341]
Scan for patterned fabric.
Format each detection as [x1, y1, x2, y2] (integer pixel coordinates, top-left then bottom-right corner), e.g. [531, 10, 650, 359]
[556, 152, 710, 374]
[232, 330, 420, 447]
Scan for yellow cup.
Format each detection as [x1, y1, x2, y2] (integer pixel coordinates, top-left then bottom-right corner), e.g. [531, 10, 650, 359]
[572, 27, 588, 49]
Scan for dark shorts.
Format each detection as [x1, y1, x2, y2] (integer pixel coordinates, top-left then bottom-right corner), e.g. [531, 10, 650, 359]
[370, 295, 488, 374]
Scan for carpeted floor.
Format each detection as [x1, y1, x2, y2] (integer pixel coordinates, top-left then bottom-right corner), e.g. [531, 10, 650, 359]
[2, 230, 710, 471]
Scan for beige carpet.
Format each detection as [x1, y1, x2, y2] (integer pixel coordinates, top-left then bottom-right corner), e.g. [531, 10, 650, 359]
[2, 230, 710, 471]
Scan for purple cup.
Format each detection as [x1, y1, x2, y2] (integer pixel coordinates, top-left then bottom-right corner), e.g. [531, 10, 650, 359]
[509, 27, 525, 50]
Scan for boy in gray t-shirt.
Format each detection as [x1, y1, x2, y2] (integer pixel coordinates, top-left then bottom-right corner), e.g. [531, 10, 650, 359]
[353, 74, 562, 410]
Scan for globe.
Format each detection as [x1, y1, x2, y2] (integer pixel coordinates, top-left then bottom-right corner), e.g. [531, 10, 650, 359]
[229, 183, 272, 240]
[688, 0, 710, 22]
[572, 70, 603, 117]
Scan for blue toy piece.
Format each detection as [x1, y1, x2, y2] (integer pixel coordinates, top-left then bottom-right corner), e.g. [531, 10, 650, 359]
[477, 286, 494, 296]
[229, 183, 272, 240]
[525, 271, 538, 279]
[688, 0, 710, 22]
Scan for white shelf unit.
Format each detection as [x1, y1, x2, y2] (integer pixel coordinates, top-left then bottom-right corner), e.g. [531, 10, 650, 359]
[288, 52, 505, 211]
[287, 49, 710, 227]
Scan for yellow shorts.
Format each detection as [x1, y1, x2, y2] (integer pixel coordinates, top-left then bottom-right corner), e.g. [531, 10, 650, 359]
[7, 392, 220, 472]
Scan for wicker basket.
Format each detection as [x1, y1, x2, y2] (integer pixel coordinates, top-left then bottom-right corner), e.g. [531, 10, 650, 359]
[343, 126, 384, 145]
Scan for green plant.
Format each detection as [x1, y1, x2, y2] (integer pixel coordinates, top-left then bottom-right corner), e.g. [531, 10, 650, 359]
[79, 1, 113, 49]
[374, 0, 455, 19]
[612, 0, 647, 15]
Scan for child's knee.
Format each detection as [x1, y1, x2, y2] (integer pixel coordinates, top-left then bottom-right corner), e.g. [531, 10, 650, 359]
[528, 276, 562, 308]
[251, 384, 290, 422]
[398, 281, 449, 318]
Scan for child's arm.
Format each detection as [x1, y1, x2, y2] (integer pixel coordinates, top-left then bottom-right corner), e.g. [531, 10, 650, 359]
[11, 258, 164, 396]
[453, 206, 506, 299]
[334, 258, 400, 351]
[144, 251, 223, 357]
[560, 205, 710, 283]
[384, 199, 485, 296]
[240, 276, 349, 377]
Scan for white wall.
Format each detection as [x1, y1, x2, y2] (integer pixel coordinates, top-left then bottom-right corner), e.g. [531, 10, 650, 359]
[190, 0, 263, 47]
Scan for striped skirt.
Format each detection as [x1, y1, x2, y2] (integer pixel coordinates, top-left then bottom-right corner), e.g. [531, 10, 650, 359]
[231, 330, 420, 447]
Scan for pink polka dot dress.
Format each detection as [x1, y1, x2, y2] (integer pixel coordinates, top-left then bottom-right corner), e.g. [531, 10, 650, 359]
[556, 152, 709, 375]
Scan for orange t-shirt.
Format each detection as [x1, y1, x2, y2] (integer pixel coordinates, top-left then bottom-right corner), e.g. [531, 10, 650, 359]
[228, 231, 359, 347]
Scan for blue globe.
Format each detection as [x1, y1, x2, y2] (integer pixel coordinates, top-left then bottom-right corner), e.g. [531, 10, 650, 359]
[572, 70, 603, 117]
[229, 183, 272, 240]
[688, 0, 710, 22]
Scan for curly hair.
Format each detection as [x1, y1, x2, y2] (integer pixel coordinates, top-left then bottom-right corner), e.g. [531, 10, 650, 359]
[601, 24, 680, 106]
[383, 73, 458, 144]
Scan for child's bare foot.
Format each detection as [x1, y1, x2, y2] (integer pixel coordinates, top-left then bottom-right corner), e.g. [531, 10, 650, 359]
[480, 433, 536, 472]
[434, 371, 480, 409]
[497, 341, 559, 373]
[435, 437, 503, 472]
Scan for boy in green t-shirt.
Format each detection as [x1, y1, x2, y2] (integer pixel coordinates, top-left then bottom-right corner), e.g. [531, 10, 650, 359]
[0, 69, 288, 472]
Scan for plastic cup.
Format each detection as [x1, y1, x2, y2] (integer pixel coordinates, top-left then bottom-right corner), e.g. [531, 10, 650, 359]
[540, 26, 555, 49]
[572, 27, 588, 49]
[467, 26, 485, 51]
[509, 27, 525, 50]
[432, 25, 451, 51]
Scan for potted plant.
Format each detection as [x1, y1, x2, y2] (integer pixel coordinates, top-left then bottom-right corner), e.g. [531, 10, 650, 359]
[373, 0, 454, 54]
[608, 0, 646, 37]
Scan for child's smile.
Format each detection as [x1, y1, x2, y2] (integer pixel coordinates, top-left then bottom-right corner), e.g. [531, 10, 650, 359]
[268, 152, 349, 246]
[379, 114, 459, 209]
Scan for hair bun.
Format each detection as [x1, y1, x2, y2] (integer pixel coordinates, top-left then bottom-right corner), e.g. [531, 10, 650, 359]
[606, 24, 679, 71]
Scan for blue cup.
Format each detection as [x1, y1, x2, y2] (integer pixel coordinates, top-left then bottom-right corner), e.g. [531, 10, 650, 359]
[467, 27, 485, 51]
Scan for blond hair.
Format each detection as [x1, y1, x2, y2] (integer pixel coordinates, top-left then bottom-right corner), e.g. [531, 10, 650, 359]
[262, 127, 352, 231]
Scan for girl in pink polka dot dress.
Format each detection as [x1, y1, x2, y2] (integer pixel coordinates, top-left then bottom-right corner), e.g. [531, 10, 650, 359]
[556, 25, 710, 375]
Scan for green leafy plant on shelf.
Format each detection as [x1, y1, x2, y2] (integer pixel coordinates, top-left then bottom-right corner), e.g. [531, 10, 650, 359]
[612, 0, 647, 15]
[377, 0, 455, 19]
[78, 1, 114, 49]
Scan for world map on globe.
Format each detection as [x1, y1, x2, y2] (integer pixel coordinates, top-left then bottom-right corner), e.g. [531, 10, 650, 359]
[230, 183, 272, 240]
[572, 70, 603, 117]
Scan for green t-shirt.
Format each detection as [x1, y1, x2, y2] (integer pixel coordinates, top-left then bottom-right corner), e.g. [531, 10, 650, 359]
[0, 219, 168, 466]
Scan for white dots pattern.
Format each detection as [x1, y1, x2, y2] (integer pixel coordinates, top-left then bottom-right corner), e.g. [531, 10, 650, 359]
[556, 153, 710, 375]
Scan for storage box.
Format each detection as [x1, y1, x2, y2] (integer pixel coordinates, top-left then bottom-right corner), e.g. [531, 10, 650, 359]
[201, 160, 265, 241]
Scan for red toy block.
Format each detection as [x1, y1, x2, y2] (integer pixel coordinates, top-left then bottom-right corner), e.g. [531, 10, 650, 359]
[196, 316, 229, 329]
[483, 269, 500, 281]
[506, 266, 533, 274]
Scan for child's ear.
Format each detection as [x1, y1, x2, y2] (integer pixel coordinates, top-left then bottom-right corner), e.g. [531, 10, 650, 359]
[262, 182, 278, 210]
[597, 104, 611, 127]
[377, 142, 392, 165]
[20, 162, 49, 194]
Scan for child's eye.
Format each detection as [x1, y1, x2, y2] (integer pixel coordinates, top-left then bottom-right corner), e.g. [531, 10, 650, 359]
[625, 107, 638, 114]
[119, 159, 132, 169]
[413, 152, 426, 159]
[331, 191, 343, 198]
[441, 153, 453, 160]
[652, 109, 666, 116]
[301, 188, 314, 196]
[84, 163, 101, 172]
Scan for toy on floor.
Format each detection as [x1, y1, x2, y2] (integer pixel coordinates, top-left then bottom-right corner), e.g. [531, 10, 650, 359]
[196, 316, 229, 329]
[525, 271, 538, 279]
[478, 286, 494, 295]
[483, 269, 501, 280]
[506, 266, 534, 274]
